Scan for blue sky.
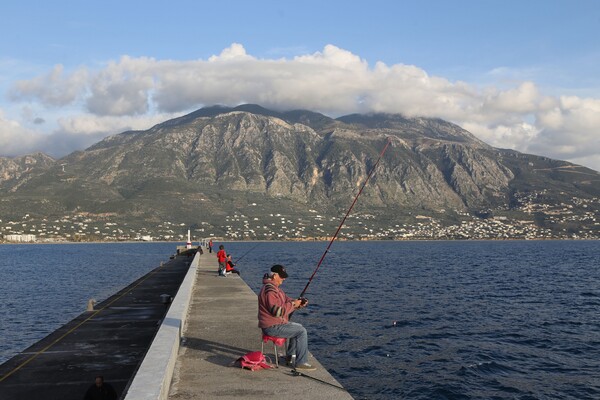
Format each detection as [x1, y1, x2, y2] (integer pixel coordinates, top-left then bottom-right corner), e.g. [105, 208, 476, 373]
[1, 0, 600, 170]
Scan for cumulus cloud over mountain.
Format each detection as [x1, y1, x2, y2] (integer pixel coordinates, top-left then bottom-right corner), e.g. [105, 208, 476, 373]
[2, 43, 599, 171]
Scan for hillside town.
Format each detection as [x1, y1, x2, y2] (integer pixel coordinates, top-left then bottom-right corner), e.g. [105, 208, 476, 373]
[1, 191, 599, 243]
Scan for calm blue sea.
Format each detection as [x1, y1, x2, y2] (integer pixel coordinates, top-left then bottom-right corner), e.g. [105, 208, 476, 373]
[0, 242, 176, 365]
[1, 241, 599, 399]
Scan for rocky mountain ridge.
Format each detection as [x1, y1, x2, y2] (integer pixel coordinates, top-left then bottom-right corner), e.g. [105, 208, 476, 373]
[1, 104, 599, 240]
[0, 152, 55, 191]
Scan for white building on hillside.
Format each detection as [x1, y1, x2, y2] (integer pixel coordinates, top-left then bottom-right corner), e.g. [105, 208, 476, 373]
[5, 234, 37, 242]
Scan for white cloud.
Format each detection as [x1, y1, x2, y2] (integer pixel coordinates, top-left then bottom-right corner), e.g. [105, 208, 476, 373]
[86, 56, 156, 116]
[56, 113, 174, 137]
[0, 107, 174, 158]
[528, 96, 600, 160]
[208, 43, 255, 61]
[4, 43, 600, 171]
[462, 121, 540, 152]
[40, 113, 177, 157]
[8, 64, 88, 107]
[482, 82, 540, 115]
[0, 110, 42, 156]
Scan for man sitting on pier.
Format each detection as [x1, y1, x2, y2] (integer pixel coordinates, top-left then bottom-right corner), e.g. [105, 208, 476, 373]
[258, 265, 316, 371]
[83, 375, 118, 400]
[225, 254, 241, 275]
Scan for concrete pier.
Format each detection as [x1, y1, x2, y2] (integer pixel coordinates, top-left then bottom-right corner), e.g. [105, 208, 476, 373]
[165, 249, 353, 400]
[0, 246, 353, 399]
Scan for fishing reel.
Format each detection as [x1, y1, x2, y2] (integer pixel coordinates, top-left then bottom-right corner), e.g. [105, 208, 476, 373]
[299, 297, 308, 306]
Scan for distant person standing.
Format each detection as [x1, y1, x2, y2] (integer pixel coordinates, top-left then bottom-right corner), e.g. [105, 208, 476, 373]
[208, 239, 213, 253]
[83, 375, 118, 400]
[217, 244, 227, 276]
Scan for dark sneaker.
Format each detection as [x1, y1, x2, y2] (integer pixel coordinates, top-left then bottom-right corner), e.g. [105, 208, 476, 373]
[294, 363, 316, 371]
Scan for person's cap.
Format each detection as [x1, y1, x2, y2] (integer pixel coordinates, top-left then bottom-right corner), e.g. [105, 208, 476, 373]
[271, 264, 288, 278]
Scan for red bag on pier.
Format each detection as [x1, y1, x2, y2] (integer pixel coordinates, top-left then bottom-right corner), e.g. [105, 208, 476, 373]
[237, 351, 272, 371]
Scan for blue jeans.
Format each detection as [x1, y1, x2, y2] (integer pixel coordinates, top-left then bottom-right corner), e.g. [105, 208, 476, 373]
[262, 322, 309, 365]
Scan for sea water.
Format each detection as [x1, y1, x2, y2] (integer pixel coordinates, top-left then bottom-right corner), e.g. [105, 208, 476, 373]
[229, 240, 600, 400]
[1, 241, 599, 399]
[0, 242, 175, 365]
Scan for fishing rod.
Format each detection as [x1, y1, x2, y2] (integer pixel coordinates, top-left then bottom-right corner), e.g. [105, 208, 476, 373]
[233, 242, 261, 264]
[299, 137, 392, 299]
[291, 369, 348, 391]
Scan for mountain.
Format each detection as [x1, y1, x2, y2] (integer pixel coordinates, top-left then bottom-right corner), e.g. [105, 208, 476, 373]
[0, 152, 55, 191]
[1, 104, 599, 241]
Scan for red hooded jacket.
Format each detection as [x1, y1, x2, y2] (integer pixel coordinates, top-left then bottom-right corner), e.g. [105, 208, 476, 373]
[257, 276, 294, 329]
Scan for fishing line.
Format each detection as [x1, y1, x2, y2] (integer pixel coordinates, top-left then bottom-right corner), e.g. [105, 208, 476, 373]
[233, 242, 261, 264]
[299, 137, 392, 298]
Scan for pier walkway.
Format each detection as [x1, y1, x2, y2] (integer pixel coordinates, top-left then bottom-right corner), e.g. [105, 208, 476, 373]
[165, 250, 353, 399]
